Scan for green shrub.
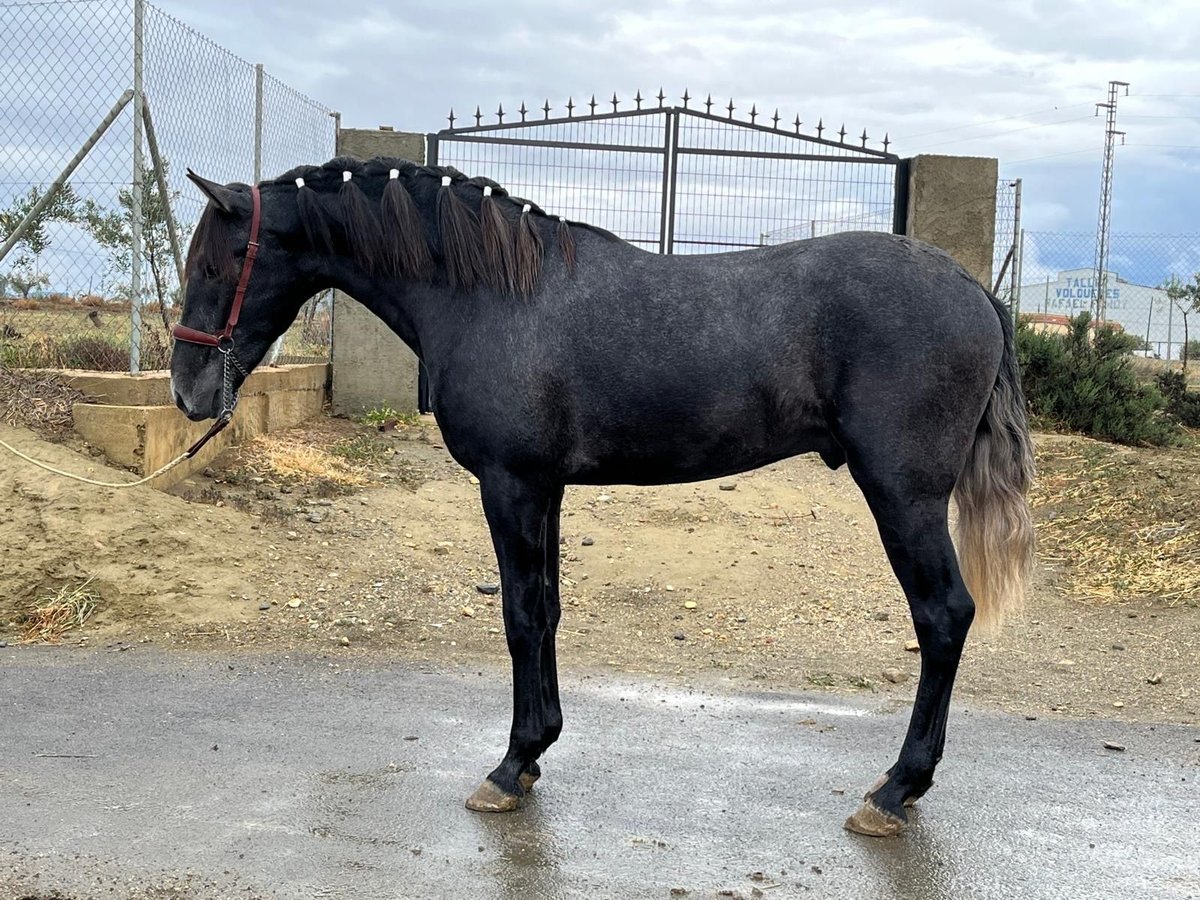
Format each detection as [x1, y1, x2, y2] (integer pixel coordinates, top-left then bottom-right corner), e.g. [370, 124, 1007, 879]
[1016, 313, 1180, 446]
[1156, 370, 1200, 427]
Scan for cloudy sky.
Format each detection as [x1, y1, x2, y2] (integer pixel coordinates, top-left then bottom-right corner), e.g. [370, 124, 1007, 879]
[161, 0, 1200, 239]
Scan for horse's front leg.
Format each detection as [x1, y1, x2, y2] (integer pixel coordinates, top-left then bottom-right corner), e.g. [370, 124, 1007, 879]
[466, 472, 561, 813]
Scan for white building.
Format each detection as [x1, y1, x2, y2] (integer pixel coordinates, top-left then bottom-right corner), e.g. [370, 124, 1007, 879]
[1019, 268, 1186, 359]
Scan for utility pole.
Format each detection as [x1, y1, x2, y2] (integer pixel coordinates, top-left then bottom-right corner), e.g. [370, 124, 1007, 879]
[1093, 79, 1129, 327]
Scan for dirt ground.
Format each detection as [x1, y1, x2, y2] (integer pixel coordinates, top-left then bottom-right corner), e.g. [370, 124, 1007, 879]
[1, 417, 1197, 726]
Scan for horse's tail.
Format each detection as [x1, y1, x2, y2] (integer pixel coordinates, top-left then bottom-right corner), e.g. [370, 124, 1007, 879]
[953, 293, 1036, 629]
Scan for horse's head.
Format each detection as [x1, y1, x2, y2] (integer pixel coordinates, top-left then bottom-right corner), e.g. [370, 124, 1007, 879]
[170, 171, 321, 421]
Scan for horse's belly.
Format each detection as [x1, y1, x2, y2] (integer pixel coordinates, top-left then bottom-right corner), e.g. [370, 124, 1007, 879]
[566, 412, 834, 486]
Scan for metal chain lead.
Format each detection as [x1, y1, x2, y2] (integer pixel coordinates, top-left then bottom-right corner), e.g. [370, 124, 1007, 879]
[218, 343, 248, 421]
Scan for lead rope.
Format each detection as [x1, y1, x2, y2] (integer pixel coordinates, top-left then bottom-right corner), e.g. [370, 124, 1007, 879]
[0, 346, 244, 489]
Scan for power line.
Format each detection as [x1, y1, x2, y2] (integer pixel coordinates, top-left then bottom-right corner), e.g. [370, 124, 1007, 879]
[1007, 147, 1098, 164]
[1125, 143, 1200, 150]
[913, 114, 1097, 150]
[899, 102, 1094, 140]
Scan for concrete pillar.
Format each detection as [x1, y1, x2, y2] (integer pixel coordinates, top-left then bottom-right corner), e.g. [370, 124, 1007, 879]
[904, 154, 999, 288]
[330, 127, 425, 417]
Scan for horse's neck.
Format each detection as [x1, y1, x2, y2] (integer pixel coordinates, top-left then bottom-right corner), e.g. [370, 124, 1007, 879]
[327, 267, 458, 363]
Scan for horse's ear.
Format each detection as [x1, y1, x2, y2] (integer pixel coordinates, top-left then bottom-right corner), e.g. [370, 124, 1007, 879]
[187, 169, 251, 216]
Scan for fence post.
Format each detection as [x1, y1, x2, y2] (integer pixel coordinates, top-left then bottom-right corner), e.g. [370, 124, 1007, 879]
[129, 0, 146, 373]
[141, 100, 184, 286]
[254, 63, 264, 183]
[330, 126, 425, 416]
[1010, 178, 1022, 312]
[902, 154, 999, 287]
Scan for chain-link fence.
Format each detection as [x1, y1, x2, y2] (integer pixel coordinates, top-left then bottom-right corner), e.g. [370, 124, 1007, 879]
[993, 178, 1022, 306]
[1018, 231, 1200, 361]
[0, 0, 336, 373]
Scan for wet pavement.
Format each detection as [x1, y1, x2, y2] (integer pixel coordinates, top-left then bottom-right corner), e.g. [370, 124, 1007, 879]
[1, 648, 1197, 900]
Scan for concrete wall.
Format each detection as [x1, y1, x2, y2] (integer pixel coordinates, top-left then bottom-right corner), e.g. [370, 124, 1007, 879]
[905, 154, 999, 288]
[69, 364, 328, 488]
[331, 127, 424, 417]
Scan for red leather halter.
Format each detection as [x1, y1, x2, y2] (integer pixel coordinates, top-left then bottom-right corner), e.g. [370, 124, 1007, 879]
[172, 184, 261, 458]
[172, 184, 262, 348]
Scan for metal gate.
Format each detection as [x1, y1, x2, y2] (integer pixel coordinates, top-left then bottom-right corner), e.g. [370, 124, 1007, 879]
[428, 90, 906, 254]
[421, 91, 905, 410]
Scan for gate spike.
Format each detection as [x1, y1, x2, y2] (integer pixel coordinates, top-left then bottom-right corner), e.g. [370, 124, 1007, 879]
[448, 108, 456, 129]
[657, 88, 666, 108]
[496, 103, 505, 124]
[772, 109, 781, 129]
[589, 94, 597, 114]
[705, 94, 713, 114]
[567, 97, 575, 117]
[474, 106, 482, 126]
[860, 128, 869, 148]
[634, 90, 643, 110]
[749, 104, 757, 124]
[727, 98, 735, 119]
[816, 118, 824, 137]
[883, 133, 891, 152]
[682, 88, 690, 109]
[612, 92, 619, 113]
[838, 123, 847, 142]
[543, 99, 552, 119]
[794, 114, 802, 134]
[519, 102, 528, 122]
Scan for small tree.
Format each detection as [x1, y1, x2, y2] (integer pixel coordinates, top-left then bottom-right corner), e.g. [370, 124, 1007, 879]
[6, 268, 49, 299]
[1163, 274, 1200, 371]
[0, 184, 84, 292]
[84, 161, 183, 336]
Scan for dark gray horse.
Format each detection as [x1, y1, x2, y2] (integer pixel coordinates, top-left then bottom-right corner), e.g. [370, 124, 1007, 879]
[170, 157, 1034, 837]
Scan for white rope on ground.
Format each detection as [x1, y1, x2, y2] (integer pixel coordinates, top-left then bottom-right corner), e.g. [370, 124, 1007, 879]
[0, 438, 189, 488]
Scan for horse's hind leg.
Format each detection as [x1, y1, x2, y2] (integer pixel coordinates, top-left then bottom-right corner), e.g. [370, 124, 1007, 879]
[842, 471, 975, 837]
[466, 473, 563, 813]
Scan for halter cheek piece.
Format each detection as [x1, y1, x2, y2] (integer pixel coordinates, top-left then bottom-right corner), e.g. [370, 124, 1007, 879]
[171, 183, 262, 457]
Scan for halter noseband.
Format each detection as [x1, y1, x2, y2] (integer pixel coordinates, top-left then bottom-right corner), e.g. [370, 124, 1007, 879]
[172, 184, 261, 458]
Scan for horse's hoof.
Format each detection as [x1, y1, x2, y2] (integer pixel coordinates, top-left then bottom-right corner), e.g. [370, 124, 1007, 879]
[844, 801, 906, 837]
[518, 769, 539, 792]
[465, 779, 522, 813]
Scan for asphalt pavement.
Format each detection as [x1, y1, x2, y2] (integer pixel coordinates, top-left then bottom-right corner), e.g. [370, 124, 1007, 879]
[2, 648, 1197, 899]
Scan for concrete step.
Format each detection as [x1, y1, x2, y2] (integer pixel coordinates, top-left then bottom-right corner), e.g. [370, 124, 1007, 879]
[65, 364, 329, 488]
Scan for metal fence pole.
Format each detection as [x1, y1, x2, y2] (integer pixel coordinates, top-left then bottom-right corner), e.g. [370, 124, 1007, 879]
[141, 99, 184, 286]
[254, 63, 264, 182]
[1010, 179, 1022, 312]
[1015, 228, 1025, 320]
[129, 0, 146, 373]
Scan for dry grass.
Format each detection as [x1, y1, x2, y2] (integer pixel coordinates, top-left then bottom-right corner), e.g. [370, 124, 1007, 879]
[20, 578, 100, 643]
[245, 433, 371, 486]
[1030, 435, 1200, 606]
[0, 366, 86, 435]
[1130, 357, 1200, 388]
